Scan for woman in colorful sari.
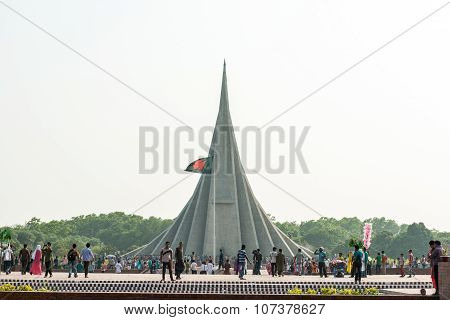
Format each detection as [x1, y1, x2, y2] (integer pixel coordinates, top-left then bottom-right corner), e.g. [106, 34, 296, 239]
[346, 251, 353, 275]
[101, 258, 108, 272]
[30, 245, 42, 276]
[136, 258, 143, 271]
[266, 261, 272, 275]
[149, 258, 154, 273]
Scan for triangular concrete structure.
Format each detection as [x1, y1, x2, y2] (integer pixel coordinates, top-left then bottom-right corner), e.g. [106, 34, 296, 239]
[133, 63, 311, 259]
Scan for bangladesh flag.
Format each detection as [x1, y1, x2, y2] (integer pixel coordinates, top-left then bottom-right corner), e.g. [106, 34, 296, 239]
[185, 157, 213, 174]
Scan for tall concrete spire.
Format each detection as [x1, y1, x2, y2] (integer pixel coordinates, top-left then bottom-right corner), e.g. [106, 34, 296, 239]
[133, 65, 311, 258]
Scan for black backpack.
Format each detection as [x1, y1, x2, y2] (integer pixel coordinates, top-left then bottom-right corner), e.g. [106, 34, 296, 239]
[68, 249, 77, 261]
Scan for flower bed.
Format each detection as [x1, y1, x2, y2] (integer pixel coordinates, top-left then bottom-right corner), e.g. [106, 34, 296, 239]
[0, 283, 50, 292]
[287, 287, 380, 296]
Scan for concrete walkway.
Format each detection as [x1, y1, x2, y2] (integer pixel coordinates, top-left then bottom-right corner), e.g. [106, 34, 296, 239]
[0, 271, 432, 283]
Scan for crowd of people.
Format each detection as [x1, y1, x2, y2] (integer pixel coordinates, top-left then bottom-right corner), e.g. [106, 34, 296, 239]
[0, 239, 445, 295]
[0, 242, 95, 278]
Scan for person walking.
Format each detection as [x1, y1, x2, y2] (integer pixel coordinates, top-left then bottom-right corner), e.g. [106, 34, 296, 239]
[367, 254, 372, 276]
[346, 251, 353, 275]
[362, 247, 369, 277]
[276, 249, 285, 277]
[270, 247, 277, 277]
[428, 241, 436, 289]
[295, 248, 305, 276]
[30, 245, 42, 276]
[399, 253, 405, 277]
[67, 244, 80, 278]
[42, 242, 53, 278]
[160, 241, 174, 282]
[430, 240, 442, 295]
[2, 245, 14, 275]
[80, 243, 94, 278]
[375, 252, 382, 275]
[224, 259, 231, 275]
[207, 259, 214, 275]
[190, 260, 198, 274]
[18, 244, 31, 275]
[361, 248, 366, 278]
[253, 249, 262, 275]
[218, 249, 224, 270]
[353, 245, 363, 284]
[381, 251, 388, 275]
[314, 247, 328, 278]
[237, 245, 251, 280]
[175, 242, 184, 280]
[407, 249, 415, 277]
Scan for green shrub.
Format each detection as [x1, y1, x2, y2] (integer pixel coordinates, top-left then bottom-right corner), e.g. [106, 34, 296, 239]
[320, 287, 337, 295]
[16, 285, 33, 291]
[0, 283, 52, 292]
[305, 288, 317, 295]
[0, 284, 16, 292]
[363, 287, 380, 295]
[287, 287, 303, 295]
[287, 286, 381, 296]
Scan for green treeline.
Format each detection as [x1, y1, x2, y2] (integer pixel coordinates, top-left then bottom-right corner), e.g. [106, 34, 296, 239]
[275, 217, 449, 257]
[1, 213, 448, 258]
[1, 212, 172, 258]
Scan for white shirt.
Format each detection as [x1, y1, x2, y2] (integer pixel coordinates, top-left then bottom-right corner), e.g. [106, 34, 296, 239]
[207, 262, 214, 274]
[3, 248, 13, 261]
[270, 251, 277, 263]
[160, 247, 173, 263]
[190, 262, 197, 271]
[115, 263, 123, 273]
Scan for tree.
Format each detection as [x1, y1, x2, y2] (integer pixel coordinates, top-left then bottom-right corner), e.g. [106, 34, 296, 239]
[394, 223, 432, 257]
[1, 213, 446, 259]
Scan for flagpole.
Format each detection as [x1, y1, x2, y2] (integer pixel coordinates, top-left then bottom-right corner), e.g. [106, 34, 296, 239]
[213, 151, 216, 265]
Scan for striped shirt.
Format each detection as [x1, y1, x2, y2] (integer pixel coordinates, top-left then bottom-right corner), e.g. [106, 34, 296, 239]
[237, 249, 247, 264]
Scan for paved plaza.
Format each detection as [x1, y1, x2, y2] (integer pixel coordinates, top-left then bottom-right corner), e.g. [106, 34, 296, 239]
[0, 271, 433, 283]
[0, 272, 434, 297]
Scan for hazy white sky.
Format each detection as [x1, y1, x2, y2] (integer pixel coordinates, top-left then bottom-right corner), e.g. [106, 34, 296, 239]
[1, 0, 449, 230]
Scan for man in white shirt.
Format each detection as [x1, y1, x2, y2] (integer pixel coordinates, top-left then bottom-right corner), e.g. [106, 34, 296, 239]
[207, 261, 214, 275]
[190, 261, 198, 274]
[270, 247, 278, 277]
[160, 241, 174, 282]
[115, 260, 123, 273]
[2, 245, 14, 275]
[295, 249, 305, 276]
